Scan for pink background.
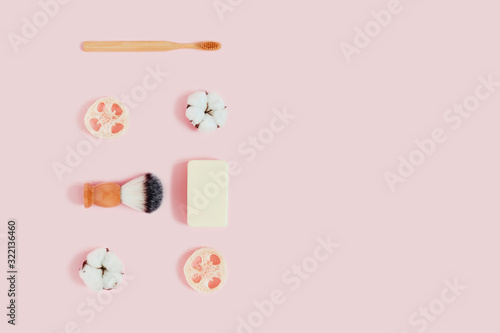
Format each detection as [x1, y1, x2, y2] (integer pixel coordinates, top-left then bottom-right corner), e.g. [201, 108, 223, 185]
[1, 0, 499, 332]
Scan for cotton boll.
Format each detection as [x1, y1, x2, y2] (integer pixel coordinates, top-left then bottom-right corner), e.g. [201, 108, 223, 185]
[212, 109, 228, 127]
[186, 90, 228, 132]
[187, 91, 208, 108]
[102, 271, 123, 289]
[86, 248, 107, 268]
[79, 248, 125, 291]
[80, 265, 105, 291]
[207, 92, 225, 111]
[186, 106, 205, 125]
[198, 115, 218, 132]
[102, 251, 124, 273]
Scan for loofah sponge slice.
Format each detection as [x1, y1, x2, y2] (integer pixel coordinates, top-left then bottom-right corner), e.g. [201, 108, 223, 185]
[79, 248, 124, 291]
[183, 247, 227, 294]
[185, 91, 228, 132]
[84, 97, 129, 138]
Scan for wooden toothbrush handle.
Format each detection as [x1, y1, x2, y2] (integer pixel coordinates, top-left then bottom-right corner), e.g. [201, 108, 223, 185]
[83, 41, 193, 52]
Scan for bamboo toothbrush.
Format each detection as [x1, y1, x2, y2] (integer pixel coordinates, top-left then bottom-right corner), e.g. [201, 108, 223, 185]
[83, 41, 222, 52]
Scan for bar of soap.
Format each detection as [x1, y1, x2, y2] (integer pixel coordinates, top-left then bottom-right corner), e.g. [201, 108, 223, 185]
[187, 160, 228, 227]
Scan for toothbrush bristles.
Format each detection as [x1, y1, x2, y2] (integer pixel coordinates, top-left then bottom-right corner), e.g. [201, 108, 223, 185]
[200, 41, 222, 51]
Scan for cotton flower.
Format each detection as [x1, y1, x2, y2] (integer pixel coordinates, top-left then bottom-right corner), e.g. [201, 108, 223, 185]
[79, 248, 124, 291]
[186, 91, 228, 132]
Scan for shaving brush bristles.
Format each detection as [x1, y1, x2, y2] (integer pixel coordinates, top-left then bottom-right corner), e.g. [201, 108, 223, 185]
[120, 173, 163, 213]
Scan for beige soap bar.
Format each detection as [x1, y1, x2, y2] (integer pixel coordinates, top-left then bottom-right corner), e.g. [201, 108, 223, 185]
[187, 160, 228, 227]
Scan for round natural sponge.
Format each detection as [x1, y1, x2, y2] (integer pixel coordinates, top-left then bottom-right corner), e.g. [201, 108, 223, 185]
[79, 248, 124, 291]
[84, 97, 129, 139]
[183, 247, 227, 294]
[186, 91, 228, 132]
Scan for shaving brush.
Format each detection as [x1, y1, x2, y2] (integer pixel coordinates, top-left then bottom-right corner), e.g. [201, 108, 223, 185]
[84, 173, 163, 213]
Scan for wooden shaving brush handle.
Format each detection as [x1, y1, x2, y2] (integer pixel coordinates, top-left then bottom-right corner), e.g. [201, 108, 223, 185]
[84, 183, 122, 208]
